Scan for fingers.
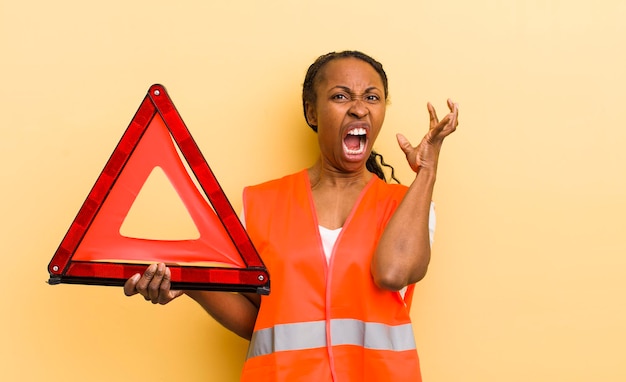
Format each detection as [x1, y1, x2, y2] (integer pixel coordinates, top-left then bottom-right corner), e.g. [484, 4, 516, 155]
[396, 133, 413, 155]
[427, 99, 459, 140]
[123, 263, 181, 305]
[432, 114, 450, 136]
[123, 273, 141, 296]
[132, 263, 165, 304]
[134, 263, 157, 299]
[396, 133, 420, 173]
[447, 98, 459, 127]
[148, 263, 167, 304]
[158, 267, 174, 305]
[427, 102, 439, 128]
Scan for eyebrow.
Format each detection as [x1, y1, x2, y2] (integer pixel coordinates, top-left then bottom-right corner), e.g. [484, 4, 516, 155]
[330, 85, 382, 94]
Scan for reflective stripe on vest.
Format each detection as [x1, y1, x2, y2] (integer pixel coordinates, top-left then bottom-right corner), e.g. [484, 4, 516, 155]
[247, 318, 416, 359]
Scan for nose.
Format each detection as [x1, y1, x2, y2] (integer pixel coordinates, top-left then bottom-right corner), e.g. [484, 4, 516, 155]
[348, 99, 368, 119]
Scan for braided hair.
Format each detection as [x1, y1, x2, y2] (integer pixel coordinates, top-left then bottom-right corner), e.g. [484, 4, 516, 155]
[302, 51, 400, 184]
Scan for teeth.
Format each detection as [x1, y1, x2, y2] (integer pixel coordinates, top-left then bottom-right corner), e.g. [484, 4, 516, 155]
[344, 127, 367, 155]
[347, 127, 367, 136]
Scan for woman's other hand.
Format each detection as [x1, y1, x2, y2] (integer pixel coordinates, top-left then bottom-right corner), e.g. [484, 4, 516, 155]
[396, 99, 459, 173]
[123, 263, 184, 305]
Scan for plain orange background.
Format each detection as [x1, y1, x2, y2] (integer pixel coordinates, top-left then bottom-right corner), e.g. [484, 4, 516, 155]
[2, 1, 626, 381]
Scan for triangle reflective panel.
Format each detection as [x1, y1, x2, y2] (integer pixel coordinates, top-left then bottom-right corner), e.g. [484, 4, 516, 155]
[48, 84, 270, 295]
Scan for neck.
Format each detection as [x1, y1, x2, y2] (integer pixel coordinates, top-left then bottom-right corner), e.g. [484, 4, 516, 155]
[307, 159, 373, 189]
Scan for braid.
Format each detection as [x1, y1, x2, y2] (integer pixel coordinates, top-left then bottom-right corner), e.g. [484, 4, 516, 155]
[367, 150, 401, 184]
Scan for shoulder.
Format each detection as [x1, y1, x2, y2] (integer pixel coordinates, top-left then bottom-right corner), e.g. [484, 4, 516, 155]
[245, 170, 305, 193]
[243, 170, 307, 203]
[369, 176, 409, 200]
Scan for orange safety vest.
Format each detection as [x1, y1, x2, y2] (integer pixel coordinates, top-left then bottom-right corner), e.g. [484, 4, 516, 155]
[241, 170, 421, 382]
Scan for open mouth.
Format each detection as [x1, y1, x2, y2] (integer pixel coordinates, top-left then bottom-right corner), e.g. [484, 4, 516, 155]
[343, 127, 367, 155]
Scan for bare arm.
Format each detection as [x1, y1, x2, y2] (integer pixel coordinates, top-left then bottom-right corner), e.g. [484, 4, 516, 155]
[123, 263, 259, 340]
[185, 291, 259, 340]
[371, 99, 458, 290]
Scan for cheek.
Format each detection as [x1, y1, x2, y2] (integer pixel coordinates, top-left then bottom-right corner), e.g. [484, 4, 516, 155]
[315, 107, 345, 133]
[370, 109, 386, 138]
[377, 106, 386, 122]
[317, 103, 341, 119]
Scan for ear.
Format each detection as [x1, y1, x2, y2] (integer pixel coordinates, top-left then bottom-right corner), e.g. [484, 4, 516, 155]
[305, 101, 317, 127]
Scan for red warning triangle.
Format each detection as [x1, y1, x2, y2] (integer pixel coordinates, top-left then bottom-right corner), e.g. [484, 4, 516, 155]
[48, 84, 269, 294]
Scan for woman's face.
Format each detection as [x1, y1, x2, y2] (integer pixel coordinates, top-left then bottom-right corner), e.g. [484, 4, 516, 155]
[306, 57, 386, 173]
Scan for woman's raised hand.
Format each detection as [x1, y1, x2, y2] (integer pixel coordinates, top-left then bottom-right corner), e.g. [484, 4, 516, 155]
[396, 99, 459, 173]
[123, 263, 184, 305]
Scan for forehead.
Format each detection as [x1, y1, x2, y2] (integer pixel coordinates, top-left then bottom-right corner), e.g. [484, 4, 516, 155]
[317, 57, 383, 90]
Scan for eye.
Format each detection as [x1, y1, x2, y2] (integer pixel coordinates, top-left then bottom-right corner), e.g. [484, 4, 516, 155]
[332, 93, 350, 102]
[365, 94, 380, 103]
